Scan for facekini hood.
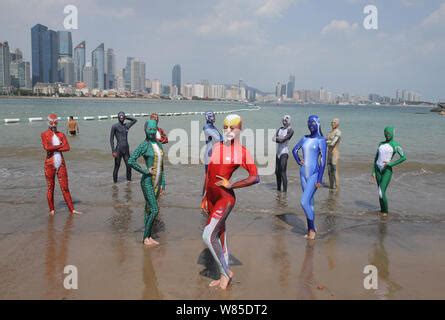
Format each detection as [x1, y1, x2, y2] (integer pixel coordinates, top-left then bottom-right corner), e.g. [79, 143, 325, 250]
[308, 115, 323, 137]
[145, 119, 158, 141]
[384, 126, 395, 142]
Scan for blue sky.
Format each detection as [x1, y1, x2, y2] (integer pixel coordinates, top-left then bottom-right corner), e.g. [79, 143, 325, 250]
[1, 0, 444, 100]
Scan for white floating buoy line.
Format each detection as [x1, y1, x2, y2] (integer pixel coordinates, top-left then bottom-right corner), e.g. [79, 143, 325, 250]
[2, 105, 261, 125]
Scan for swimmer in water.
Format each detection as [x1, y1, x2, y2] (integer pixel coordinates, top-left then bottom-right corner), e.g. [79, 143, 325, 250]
[372, 127, 406, 216]
[110, 111, 137, 183]
[273, 115, 294, 193]
[292, 115, 327, 240]
[326, 118, 341, 189]
[128, 119, 165, 246]
[201, 114, 259, 289]
[41, 114, 81, 215]
[66, 116, 79, 136]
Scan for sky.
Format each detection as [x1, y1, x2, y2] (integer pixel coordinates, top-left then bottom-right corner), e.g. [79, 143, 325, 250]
[1, 0, 444, 101]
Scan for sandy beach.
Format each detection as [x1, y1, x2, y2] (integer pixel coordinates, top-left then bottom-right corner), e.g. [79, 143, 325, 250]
[0, 100, 444, 300]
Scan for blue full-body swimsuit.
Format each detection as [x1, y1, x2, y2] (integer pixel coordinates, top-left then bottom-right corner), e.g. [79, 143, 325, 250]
[292, 115, 327, 232]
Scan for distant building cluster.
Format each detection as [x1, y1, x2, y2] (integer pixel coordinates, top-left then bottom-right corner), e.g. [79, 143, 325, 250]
[0, 22, 425, 104]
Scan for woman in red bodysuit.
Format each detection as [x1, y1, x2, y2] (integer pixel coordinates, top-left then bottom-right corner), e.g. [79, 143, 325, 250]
[201, 114, 259, 290]
[41, 114, 81, 215]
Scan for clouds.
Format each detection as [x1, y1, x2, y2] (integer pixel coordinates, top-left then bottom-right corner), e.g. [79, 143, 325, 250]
[321, 20, 359, 35]
[255, 0, 300, 18]
[422, 2, 445, 27]
[0, 0, 444, 100]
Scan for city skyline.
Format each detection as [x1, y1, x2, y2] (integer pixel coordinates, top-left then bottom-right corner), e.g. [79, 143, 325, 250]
[1, 0, 444, 100]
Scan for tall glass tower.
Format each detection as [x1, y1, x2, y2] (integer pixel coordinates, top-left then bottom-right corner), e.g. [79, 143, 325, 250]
[58, 31, 72, 57]
[74, 41, 86, 82]
[92, 43, 105, 90]
[105, 48, 115, 89]
[31, 24, 59, 86]
[172, 64, 181, 95]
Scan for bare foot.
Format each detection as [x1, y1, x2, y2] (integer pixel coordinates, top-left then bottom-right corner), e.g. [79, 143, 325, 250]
[219, 275, 232, 290]
[71, 210, 82, 215]
[144, 237, 160, 246]
[49, 210, 55, 216]
[228, 270, 234, 278]
[304, 230, 316, 240]
[209, 279, 221, 287]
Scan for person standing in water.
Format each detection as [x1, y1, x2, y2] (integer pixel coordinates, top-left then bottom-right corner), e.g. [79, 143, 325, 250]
[326, 118, 341, 189]
[201, 114, 259, 290]
[372, 127, 406, 216]
[110, 111, 137, 183]
[41, 114, 81, 215]
[66, 116, 79, 136]
[292, 115, 327, 240]
[202, 111, 223, 196]
[203, 111, 223, 173]
[128, 119, 165, 246]
[273, 115, 294, 193]
[149, 113, 168, 144]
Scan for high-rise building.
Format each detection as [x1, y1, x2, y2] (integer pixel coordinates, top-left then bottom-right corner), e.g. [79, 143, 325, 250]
[74, 41, 85, 82]
[31, 24, 59, 86]
[287, 74, 295, 99]
[58, 56, 75, 85]
[105, 48, 115, 89]
[0, 41, 11, 91]
[124, 57, 134, 90]
[116, 69, 125, 92]
[83, 62, 94, 89]
[151, 79, 161, 95]
[130, 59, 145, 92]
[172, 64, 181, 95]
[10, 48, 23, 63]
[18, 61, 31, 88]
[210, 84, 225, 99]
[275, 82, 281, 97]
[58, 31, 72, 57]
[92, 43, 105, 90]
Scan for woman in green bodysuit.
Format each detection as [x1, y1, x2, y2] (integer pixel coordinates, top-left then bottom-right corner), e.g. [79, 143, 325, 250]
[372, 127, 406, 215]
[128, 119, 165, 246]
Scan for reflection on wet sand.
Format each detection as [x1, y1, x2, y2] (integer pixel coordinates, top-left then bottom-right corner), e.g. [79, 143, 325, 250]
[111, 184, 133, 264]
[142, 248, 161, 299]
[296, 241, 316, 300]
[323, 190, 338, 270]
[45, 215, 74, 298]
[369, 222, 402, 299]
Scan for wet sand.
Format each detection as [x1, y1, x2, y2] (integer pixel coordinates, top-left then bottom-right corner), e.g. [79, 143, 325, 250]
[0, 147, 444, 299]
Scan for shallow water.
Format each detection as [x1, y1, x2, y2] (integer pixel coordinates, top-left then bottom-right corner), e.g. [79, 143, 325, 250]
[0, 98, 444, 299]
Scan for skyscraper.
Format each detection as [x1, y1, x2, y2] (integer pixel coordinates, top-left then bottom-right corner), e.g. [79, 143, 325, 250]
[287, 74, 295, 99]
[74, 41, 85, 83]
[124, 57, 134, 90]
[0, 41, 11, 91]
[31, 24, 59, 86]
[83, 62, 94, 89]
[92, 43, 105, 90]
[58, 31, 72, 57]
[18, 61, 31, 88]
[172, 64, 181, 95]
[58, 56, 75, 85]
[130, 59, 145, 92]
[105, 48, 115, 89]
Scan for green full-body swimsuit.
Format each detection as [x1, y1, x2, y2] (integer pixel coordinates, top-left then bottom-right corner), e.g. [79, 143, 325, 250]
[128, 120, 165, 240]
[372, 127, 406, 214]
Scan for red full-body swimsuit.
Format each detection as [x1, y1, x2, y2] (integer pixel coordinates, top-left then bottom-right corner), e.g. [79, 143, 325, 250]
[41, 128, 75, 213]
[202, 141, 258, 278]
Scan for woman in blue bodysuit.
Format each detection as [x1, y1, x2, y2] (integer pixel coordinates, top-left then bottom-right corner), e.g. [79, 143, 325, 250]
[292, 115, 327, 240]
